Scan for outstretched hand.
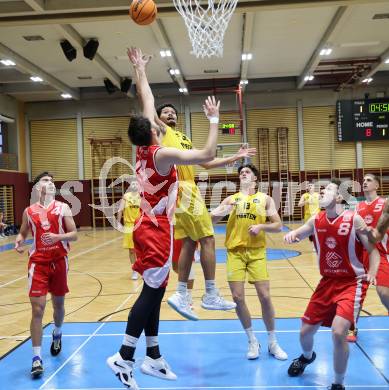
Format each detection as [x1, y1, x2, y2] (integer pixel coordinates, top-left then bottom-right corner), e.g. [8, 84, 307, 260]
[203, 96, 220, 119]
[127, 47, 152, 69]
[235, 144, 256, 159]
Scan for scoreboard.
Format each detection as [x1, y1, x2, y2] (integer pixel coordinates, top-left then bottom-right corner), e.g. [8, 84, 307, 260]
[336, 98, 389, 141]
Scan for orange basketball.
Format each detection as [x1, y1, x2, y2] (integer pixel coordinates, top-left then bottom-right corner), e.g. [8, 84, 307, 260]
[129, 0, 157, 26]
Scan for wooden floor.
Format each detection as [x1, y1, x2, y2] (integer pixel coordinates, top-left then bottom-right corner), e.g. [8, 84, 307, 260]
[0, 224, 387, 357]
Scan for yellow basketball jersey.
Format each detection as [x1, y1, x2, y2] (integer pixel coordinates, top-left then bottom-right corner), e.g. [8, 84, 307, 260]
[123, 192, 140, 225]
[225, 192, 267, 250]
[303, 192, 320, 222]
[162, 125, 195, 183]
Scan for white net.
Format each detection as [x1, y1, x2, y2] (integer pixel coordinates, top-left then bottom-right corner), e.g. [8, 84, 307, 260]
[173, 0, 239, 58]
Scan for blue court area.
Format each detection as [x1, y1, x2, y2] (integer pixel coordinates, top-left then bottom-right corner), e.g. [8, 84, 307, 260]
[2, 317, 388, 390]
[0, 238, 32, 252]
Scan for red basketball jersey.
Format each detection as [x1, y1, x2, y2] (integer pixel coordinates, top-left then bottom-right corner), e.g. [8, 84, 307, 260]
[356, 197, 389, 260]
[313, 210, 366, 278]
[26, 200, 70, 263]
[136, 145, 178, 222]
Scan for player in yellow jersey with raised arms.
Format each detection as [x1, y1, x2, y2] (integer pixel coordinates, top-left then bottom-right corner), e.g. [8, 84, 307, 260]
[211, 164, 288, 361]
[118, 180, 140, 280]
[128, 47, 255, 320]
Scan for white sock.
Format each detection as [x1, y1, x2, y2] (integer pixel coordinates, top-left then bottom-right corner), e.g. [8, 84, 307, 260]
[205, 280, 216, 294]
[146, 336, 159, 348]
[188, 265, 195, 280]
[33, 346, 41, 358]
[122, 334, 138, 348]
[177, 281, 187, 295]
[53, 326, 62, 336]
[303, 349, 313, 360]
[245, 327, 257, 343]
[267, 330, 277, 345]
[334, 372, 345, 385]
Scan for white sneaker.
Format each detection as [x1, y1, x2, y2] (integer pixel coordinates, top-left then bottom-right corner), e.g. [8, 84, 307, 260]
[140, 356, 177, 380]
[167, 292, 199, 321]
[201, 291, 236, 311]
[131, 271, 139, 280]
[268, 342, 288, 360]
[247, 340, 260, 360]
[106, 352, 139, 390]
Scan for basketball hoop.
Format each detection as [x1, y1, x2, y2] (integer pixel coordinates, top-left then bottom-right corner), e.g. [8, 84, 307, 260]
[172, 0, 238, 58]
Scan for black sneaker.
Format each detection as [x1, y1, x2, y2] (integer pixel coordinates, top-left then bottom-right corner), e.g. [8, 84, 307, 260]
[50, 330, 62, 356]
[31, 356, 44, 378]
[287, 352, 316, 376]
[329, 385, 345, 390]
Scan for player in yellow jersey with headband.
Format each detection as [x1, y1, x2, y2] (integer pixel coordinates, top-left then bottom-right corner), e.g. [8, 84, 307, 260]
[128, 47, 255, 320]
[211, 164, 288, 361]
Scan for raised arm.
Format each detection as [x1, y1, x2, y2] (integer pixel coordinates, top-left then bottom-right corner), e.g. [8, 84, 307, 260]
[127, 47, 159, 128]
[284, 216, 315, 244]
[155, 96, 219, 172]
[298, 194, 307, 207]
[15, 209, 29, 253]
[210, 195, 235, 224]
[200, 144, 256, 170]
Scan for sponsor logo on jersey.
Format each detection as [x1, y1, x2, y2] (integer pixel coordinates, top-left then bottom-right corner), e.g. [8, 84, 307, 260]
[325, 251, 343, 268]
[253, 198, 260, 203]
[364, 214, 374, 225]
[317, 229, 327, 232]
[325, 236, 337, 249]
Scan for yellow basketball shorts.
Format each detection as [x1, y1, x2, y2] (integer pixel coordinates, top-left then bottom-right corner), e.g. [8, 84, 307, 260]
[122, 224, 135, 249]
[226, 247, 269, 283]
[174, 184, 214, 241]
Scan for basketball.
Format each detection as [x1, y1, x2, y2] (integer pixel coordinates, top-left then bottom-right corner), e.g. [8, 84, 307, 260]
[129, 0, 157, 25]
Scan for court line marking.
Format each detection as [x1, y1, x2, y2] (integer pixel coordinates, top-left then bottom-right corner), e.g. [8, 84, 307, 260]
[2, 327, 388, 339]
[0, 275, 25, 288]
[0, 236, 121, 288]
[43, 385, 389, 389]
[39, 280, 142, 390]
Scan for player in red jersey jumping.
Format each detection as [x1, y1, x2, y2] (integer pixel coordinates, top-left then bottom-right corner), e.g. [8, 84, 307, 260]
[106, 47, 220, 390]
[284, 179, 380, 390]
[347, 174, 389, 342]
[15, 172, 77, 378]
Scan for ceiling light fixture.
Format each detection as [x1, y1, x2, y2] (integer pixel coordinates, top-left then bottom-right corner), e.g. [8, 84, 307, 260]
[320, 48, 332, 56]
[241, 53, 253, 61]
[362, 78, 373, 84]
[169, 69, 180, 75]
[160, 50, 172, 57]
[61, 93, 72, 99]
[30, 76, 43, 82]
[304, 75, 314, 81]
[179, 88, 188, 93]
[0, 59, 15, 66]
[240, 80, 248, 85]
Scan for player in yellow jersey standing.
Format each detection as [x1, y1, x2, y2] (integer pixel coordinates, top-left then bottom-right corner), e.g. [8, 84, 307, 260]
[298, 183, 320, 222]
[211, 164, 288, 360]
[128, 47, 255, 320]
[118, 180, 141, 280]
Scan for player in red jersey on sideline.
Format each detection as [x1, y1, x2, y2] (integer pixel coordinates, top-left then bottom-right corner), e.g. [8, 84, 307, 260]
[347, 174, 389, 342]
[106, 47, 220, 390]
[284, 179, 380, 390]
[15, 172, 77, 378]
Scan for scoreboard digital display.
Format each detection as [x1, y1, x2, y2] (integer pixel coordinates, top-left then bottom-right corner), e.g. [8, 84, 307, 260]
[337, 98, 389, 141]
